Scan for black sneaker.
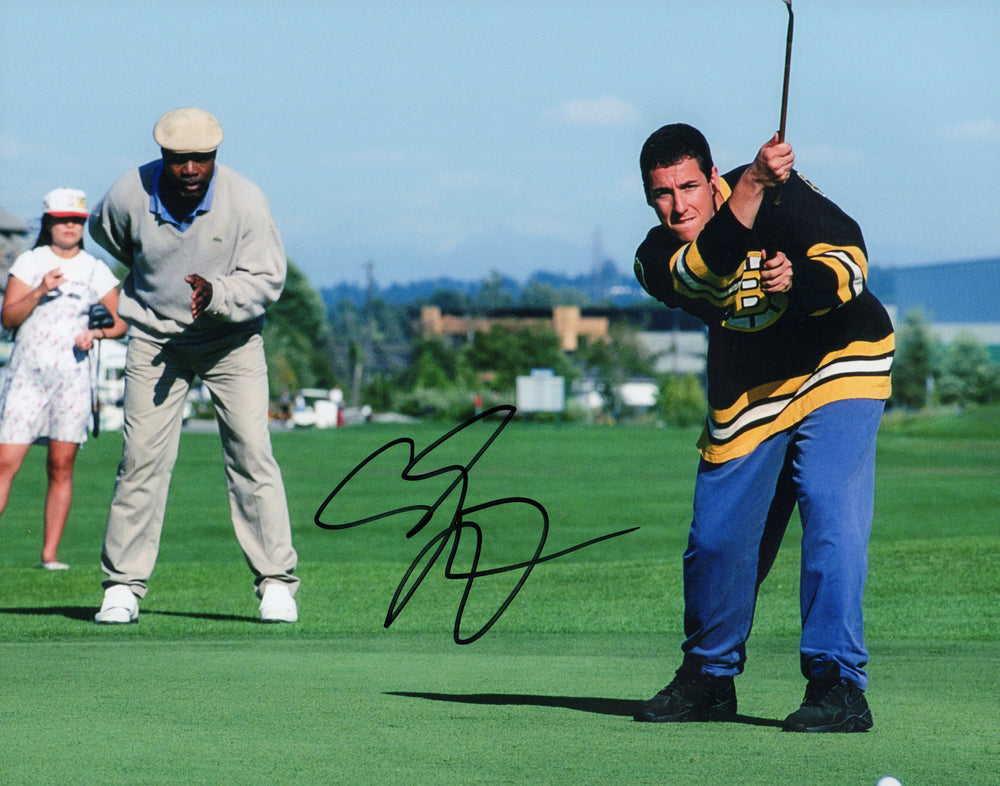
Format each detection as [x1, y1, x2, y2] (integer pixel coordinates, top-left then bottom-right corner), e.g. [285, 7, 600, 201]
[783, 662, 873, 733]
[633, 665, 737, 723]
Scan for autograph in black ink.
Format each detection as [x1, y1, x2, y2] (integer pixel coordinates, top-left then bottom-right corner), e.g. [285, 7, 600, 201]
[314, 404, 638, 644]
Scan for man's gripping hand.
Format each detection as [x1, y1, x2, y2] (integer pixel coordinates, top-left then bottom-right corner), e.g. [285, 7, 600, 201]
[761, 250, 793, 293]
[727, 133, 795, 229]
[185, 274, 213, 320]
[748, 133, 795, 189]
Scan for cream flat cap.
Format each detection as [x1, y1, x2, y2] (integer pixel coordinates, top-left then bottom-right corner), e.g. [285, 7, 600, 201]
[153, 107, 223, 154]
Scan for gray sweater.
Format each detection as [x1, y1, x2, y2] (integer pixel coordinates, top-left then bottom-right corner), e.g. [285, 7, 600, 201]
[90, 161, 286, 339]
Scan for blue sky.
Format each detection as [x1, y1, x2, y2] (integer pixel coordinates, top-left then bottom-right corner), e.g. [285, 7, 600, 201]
[2, 1, 997, 289]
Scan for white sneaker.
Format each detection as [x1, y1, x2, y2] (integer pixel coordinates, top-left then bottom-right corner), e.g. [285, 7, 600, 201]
[41, 560, 70, 570]
[259, 583, 297, 623]
[95, 584, 139, 624]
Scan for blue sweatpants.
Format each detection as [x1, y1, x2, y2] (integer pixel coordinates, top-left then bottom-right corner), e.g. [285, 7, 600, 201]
[682, 399, 884, 689]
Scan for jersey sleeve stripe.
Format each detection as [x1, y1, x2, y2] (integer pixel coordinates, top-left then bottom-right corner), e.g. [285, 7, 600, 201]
[673, 244, 743, 305]
[808, 243, 867, 303]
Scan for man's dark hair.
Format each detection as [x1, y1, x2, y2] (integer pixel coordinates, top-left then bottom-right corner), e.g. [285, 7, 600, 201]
[640, 123, 714, 200]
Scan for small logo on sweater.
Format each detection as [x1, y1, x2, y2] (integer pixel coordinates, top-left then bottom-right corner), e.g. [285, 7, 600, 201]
[213, 237, 223, 242]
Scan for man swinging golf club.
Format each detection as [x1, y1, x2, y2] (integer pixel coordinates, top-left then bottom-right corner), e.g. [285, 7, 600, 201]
[630, 120, 894, 731]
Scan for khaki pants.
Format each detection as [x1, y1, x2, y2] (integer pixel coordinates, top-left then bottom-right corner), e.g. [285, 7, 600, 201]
[100, 331, 298, 598]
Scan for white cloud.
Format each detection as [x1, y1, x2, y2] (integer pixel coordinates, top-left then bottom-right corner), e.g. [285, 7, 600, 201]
[938, 117, 1000, 143]
[547, 96, 641, 128]
[0, 134, 27, 157]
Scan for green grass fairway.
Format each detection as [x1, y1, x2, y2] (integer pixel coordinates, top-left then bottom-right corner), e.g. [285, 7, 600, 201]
[2, 408, 998, 784]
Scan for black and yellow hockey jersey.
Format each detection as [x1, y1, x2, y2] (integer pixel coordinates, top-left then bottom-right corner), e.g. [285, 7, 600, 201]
[634, 166, 894, 463]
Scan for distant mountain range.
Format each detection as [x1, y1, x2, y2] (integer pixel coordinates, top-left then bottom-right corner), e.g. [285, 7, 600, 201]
[320, 259, 647, 309]
[867, 257, 999, 324]
[320, 256, 1000, 329]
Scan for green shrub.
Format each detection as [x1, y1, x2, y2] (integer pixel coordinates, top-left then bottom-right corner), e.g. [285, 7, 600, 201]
[656, 373, 707, 427]
[394, 386, 484, 421]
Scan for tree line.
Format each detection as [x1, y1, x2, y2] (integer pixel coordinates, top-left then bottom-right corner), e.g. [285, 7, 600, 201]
[891, 309, 1000, 410]
[268, 263, 1000, 422]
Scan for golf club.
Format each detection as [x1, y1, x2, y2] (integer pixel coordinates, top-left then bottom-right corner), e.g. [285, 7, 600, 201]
[773, 0, 794, 205]
[778, 0, 793, 142]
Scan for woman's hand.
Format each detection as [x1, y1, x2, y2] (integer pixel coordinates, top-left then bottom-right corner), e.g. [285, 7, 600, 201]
[40, 268, 65, 294]
[2, 269, 65, 331]
[74, 329, 101, 351]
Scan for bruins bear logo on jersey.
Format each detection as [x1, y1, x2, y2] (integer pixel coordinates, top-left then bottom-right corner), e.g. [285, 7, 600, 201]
[723, 252, 788, 332]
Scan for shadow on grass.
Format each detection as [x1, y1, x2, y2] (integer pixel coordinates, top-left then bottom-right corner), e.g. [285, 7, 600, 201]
[145, 609, 256, 623]
[0, 606, 256, 623]
[0, 606, 97, 622]
[386, 691, 782, 726]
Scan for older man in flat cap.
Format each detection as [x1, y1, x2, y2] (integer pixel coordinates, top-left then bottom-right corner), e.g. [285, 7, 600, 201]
[89, 107, 299, 624]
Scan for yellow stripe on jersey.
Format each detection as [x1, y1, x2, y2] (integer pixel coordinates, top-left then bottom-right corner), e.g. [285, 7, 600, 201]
[806, 243, 867, 312]
[697, 335, 895, 463]
[671, 242, 743, 307]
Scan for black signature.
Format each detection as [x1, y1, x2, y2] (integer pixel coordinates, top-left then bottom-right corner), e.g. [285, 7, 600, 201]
[314, 404, 638, 644]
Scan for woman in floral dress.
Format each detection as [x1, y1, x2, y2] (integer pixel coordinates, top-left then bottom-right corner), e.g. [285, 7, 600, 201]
[0, 189, 126, 569]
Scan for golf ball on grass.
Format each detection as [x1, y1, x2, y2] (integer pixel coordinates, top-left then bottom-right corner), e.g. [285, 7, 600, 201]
[876, 778, 901, 786]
